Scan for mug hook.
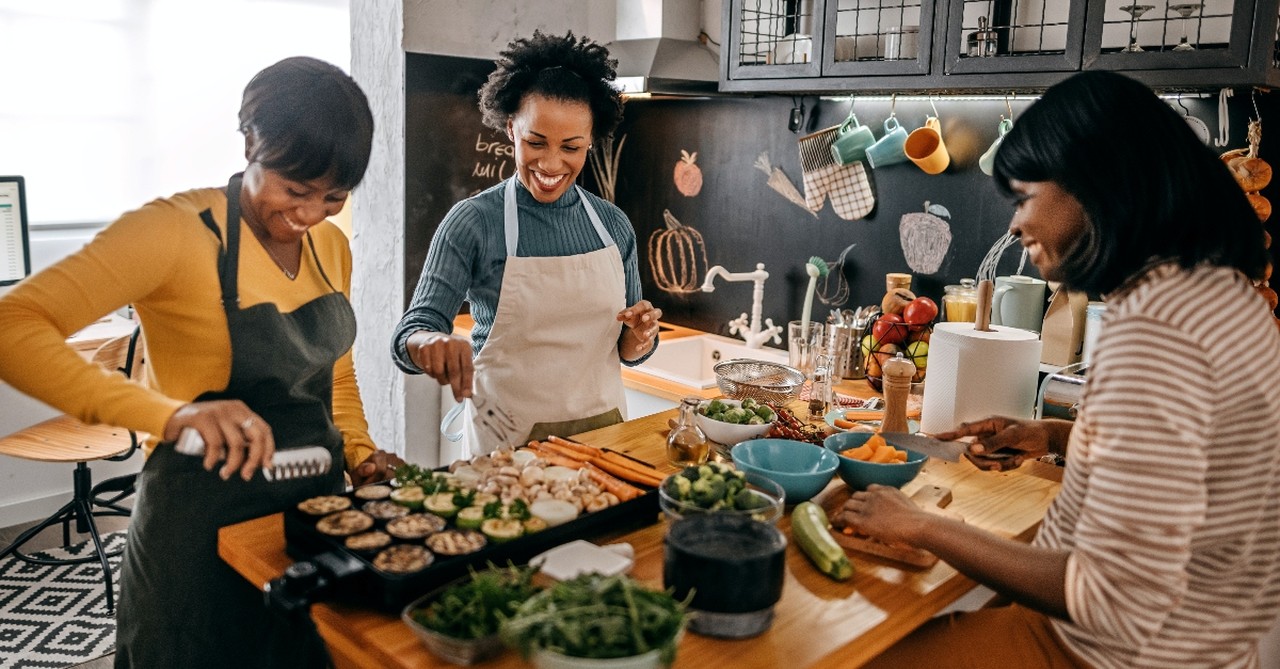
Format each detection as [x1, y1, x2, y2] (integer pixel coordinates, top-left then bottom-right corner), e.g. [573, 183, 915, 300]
[1177, 94, 1191, 117]
[1004, 93, 1013, 119]
[889, 93, 897, 118]
[928, 95, 939, 119]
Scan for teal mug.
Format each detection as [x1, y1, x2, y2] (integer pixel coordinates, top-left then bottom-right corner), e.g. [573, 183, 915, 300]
[865, 116, 910, 169]
[830, 114, 876, 165]
[979, 118, 1014, 176]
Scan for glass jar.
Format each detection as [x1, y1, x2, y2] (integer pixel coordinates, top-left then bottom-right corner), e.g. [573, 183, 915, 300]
[667, 397, 710, 468]
[942, 278, 978, 323]
[808, 352, 833, 420]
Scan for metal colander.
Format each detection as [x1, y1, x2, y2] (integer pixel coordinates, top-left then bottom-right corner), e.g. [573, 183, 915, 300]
[713, 359, 805, 405]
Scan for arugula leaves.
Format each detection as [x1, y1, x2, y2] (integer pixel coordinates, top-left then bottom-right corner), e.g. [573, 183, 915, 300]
[411, 563, 539, 640]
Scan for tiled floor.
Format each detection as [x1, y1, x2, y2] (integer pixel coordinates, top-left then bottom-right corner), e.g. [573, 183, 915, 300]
[0, 506, 130, 669]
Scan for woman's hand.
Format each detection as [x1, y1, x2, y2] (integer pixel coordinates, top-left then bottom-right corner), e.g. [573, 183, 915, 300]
[933, 415, 1065, 471]
[351, 450, 406, 487]
[406, 330, 474, 402]
[617, 300, 663, 361]
[838, 484, 933, 546]
[162, 401, 274, 481]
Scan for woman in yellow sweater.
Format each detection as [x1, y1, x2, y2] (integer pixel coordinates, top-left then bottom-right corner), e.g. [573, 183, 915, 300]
[0, 57, 399, 667]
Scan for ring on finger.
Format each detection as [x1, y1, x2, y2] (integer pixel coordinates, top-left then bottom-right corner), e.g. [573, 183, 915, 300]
[240, 417, 256, 431]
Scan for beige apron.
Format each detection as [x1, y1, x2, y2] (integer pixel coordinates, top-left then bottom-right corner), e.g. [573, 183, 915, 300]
[447, 178, 628, 456]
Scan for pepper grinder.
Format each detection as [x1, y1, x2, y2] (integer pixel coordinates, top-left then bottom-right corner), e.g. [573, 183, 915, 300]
[880, 353, 916, 434]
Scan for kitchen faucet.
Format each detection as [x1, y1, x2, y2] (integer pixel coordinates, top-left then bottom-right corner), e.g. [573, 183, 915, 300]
[700, 263, 783, 349]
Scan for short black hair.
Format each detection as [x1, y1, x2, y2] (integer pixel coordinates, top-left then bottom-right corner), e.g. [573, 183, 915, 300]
[238, 56, 374, 191]
[993, 70, 1267, 294]
[478, 30, 624, 144]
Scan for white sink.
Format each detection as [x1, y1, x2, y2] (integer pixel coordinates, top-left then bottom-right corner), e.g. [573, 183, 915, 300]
[631, 334, 790, 389]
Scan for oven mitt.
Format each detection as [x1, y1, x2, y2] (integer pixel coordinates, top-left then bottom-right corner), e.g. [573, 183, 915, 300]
[798, 125, 876, 220]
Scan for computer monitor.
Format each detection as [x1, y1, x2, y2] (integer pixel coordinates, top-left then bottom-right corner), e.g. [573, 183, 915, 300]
[0, 175, 31, 286]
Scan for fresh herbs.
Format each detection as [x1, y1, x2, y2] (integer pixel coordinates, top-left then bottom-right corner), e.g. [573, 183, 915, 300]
[410, 563, 539, 640]
[393, 463, 453, 494]
[500, 573, 686, 663]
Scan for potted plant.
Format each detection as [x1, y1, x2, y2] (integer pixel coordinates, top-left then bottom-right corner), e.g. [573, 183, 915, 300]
[500, 573, 687, 669]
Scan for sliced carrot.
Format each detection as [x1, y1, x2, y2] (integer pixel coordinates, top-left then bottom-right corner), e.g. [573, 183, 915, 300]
[523, 445, 586, 469]
[583, 463, 642, 501]
[869, 445, 899, 463]
[840, 444, 874, 461]
[546, 435, 603, 458]
[843, 410, 883, 421]
[865, 433, 888, 452]
[833, 418, 857, 430]
[589, 456, 663, 488]
[533, 440, 592, 462]
[893, 449, 908, 462]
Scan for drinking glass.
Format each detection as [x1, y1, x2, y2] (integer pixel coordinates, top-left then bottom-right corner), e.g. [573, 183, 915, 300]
[787, 321, 825, 381]
[1119, 5, 1155, 52]
[1168, 3, 1203, 52]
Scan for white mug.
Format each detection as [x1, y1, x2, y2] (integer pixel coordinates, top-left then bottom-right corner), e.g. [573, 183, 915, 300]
[991, 275, 1048, 333]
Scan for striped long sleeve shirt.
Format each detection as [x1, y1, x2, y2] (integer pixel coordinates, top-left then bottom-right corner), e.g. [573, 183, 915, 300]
[1035, 262, 1280, 668]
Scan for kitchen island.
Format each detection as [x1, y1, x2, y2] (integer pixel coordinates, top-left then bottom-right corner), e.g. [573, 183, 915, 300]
[219, 401, 1061, 668]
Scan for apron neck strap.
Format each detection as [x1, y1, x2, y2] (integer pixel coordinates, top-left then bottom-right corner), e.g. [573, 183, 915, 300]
[220, 173, 244, 309]
[502, 177, 615, 257]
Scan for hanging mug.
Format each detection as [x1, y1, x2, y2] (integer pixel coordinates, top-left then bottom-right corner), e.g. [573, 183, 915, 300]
[830, 114, 876, 165]
[865, 116, 910, 169]
[979, 118, 1014, 176]
[904, 116, 950, 175]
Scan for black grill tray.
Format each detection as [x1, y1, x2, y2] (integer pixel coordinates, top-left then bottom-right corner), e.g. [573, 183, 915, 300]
[284, 486, 659, 613]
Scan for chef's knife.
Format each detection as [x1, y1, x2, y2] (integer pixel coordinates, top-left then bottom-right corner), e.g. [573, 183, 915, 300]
[879, 432, 1020, 463]
[174, 427, 333, 481]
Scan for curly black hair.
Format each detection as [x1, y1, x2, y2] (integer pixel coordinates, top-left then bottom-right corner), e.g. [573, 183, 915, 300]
[478, 30, 624, 144]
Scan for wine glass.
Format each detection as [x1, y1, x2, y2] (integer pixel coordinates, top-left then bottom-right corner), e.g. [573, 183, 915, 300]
[1168, 2, 1203, 52]
[1119, 5, 1155, 52]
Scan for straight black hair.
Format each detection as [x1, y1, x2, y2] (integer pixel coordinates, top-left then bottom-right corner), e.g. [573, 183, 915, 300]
[479, 30, 625, 144]
[993, 70, 1267, 294]
[238, 57, 374, 191]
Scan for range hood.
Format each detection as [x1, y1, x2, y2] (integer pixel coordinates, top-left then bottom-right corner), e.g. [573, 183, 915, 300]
[607, 0, 720, 96]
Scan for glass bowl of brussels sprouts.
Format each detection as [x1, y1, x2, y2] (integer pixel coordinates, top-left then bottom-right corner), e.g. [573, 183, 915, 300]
[694, 398, 776, 447]
[658, 462, 785, 526]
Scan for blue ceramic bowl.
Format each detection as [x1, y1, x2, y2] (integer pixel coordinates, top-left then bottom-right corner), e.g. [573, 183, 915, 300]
[823, 432, 927, 491]
[730, 438, 838, 503]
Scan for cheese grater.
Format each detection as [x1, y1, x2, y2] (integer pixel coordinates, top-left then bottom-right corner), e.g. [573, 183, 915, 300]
[174, 427, 333, 481]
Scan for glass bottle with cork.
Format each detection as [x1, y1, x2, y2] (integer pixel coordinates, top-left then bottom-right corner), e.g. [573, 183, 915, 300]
[667, 396, 710, 467]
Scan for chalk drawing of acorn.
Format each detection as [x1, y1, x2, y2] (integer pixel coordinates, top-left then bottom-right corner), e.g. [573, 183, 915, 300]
[899, 201, 952, 274]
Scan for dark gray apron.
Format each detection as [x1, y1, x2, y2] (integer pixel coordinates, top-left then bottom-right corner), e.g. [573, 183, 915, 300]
[115, 174, 352, 668]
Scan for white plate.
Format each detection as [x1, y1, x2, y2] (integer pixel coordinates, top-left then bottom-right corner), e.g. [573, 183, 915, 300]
[823, 409, 919, 434]
[530, 540, 634, 581]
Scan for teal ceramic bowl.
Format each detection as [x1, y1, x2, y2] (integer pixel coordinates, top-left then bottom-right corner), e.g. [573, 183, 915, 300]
[730, 438, 838, 503]
[823, 432, 927, 491]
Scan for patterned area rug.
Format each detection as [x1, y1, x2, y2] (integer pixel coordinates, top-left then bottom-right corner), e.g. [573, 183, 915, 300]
[0, 531, 124, 669]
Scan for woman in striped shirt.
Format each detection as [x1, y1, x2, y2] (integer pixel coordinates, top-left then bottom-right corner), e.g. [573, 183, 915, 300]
[842, 70, 1280, 668]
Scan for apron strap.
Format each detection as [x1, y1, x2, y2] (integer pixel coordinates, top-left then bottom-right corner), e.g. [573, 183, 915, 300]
[305, 232, 340, 294]
[220, 173, 244, 310]
[502, 178, 616, 258]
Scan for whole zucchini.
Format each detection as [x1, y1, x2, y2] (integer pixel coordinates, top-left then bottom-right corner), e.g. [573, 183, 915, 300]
[792, 502, 853, 581]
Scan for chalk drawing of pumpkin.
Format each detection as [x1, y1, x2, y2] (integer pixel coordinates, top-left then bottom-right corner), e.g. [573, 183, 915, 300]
[899, 202, 952, 274]
[674, 149, 703, 197]
[648, 209, 709, 294]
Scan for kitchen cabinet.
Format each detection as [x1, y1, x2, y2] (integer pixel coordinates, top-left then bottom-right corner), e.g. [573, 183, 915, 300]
[719, 0, 1280, 93]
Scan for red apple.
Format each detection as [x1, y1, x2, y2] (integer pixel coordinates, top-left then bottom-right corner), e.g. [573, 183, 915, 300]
[902, 297, 939, 325]
[871, 313, 907, 346]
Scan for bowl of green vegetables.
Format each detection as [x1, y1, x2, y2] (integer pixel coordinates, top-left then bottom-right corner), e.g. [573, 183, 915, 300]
[500, 573, 686, 669]
[401, 563, 539, 665]
[694, 398, 776, 446]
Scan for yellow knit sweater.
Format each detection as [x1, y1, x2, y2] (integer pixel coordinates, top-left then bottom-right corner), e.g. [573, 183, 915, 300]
[0, 186, 376, 472]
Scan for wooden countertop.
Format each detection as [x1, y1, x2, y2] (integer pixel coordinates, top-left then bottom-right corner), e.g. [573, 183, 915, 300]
[219, 402, 1062, 669]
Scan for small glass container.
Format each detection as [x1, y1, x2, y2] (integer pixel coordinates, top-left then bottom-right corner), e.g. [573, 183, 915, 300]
[943, 278, 978, 323]
[668, 397, 711, 468]
[808, 352, 833, 420]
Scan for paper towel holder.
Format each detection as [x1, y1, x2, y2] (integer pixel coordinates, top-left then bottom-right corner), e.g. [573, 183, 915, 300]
[974, 279, 995, 332]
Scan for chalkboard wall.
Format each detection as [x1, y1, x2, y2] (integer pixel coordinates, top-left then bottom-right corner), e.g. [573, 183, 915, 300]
[405, 52, 1271, 341]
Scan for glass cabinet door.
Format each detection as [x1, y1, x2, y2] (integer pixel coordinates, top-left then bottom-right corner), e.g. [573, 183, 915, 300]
[1082, 0, 1259, 71]
[942, 0, 1088, 74]
[821, 0, 939, 77]
[726, 0, 826, 80]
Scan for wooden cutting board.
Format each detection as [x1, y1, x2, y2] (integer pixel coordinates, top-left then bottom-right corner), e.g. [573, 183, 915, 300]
[819, 484, 961, 568]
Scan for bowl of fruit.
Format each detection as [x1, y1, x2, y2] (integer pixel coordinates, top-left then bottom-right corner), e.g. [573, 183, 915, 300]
[862, 293, 936, 392]
[695, 398, 775, 446]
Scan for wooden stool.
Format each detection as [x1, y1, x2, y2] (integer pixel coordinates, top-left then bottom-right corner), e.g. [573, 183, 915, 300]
[0, 327, 145, 613]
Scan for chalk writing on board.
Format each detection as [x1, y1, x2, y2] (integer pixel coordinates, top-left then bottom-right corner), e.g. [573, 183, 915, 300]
[473, 134, 513, 181]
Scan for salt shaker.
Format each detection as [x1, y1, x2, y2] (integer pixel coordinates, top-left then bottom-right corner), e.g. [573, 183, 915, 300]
[808, 352, 834, 420]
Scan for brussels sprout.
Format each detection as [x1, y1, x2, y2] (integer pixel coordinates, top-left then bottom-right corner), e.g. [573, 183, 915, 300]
[691, 477, 727, 507]
[724, 408, 749, 423]
[706, 399, 727, 414]
[680, 466, 701, 482]
[755, 406, 775, 421]
[725, 476, 746, 497]
[664, 475, 692, 500]
[747, 415, 765, 425]
[741, 398, 758, 411]
[697, 465, 715, 479]
[734, 488, 770, 511]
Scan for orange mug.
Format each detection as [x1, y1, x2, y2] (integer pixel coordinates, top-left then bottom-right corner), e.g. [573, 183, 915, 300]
[904, 116, 950, 175]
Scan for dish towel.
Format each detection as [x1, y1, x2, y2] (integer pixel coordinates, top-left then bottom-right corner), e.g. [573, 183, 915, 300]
[797, 125, 876, 220]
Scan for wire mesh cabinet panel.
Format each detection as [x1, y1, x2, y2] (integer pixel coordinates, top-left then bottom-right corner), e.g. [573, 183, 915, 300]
[1082, 0, 1261, 73]
[942, 0, 1088, 74]
[726, 0, 827, 81]
[821, 0, 941, 77]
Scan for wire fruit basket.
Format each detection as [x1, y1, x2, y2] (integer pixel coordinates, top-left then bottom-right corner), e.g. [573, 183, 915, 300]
[713, 359, 806, 405]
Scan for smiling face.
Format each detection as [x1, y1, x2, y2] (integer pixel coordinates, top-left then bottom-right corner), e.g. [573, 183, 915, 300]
[507, 94, 593, 204]
[1006, 179, 1088, 283]
[241, 162, 349, 243]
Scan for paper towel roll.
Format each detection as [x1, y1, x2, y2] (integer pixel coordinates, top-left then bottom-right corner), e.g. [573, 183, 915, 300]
[920, 322, 1043, 434]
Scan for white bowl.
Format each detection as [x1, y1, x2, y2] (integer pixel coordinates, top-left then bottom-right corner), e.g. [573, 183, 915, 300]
[694, 399, 774, 446]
